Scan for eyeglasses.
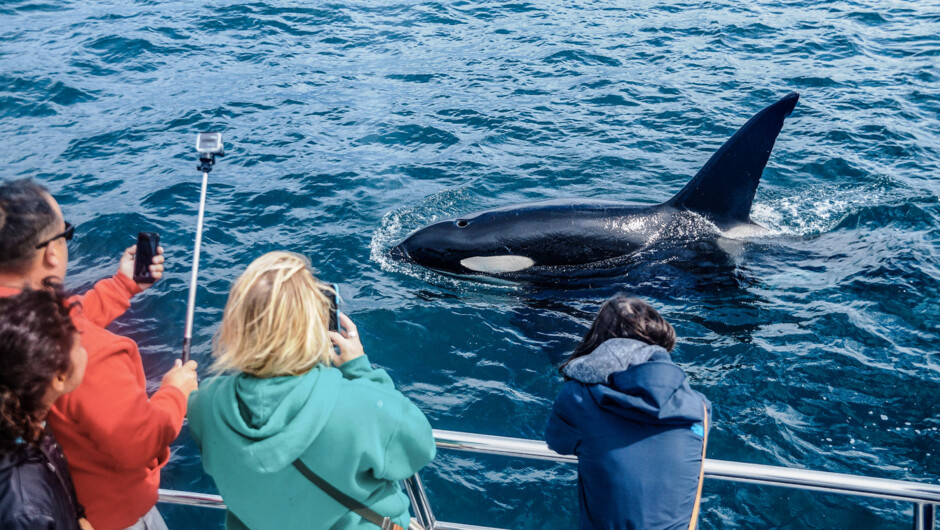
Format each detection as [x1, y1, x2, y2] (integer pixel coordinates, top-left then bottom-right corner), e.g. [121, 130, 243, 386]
[35, 221, 75, 249]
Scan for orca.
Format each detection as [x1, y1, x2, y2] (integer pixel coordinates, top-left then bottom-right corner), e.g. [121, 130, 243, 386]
[390, 92, 799, 278]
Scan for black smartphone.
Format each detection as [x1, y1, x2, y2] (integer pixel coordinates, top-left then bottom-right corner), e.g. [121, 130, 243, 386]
[326, 283, 341, 332]
[133, 232, 159, 283]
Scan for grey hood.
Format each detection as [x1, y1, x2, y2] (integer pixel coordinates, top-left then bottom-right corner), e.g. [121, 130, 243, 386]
[562, 338, 664, 384]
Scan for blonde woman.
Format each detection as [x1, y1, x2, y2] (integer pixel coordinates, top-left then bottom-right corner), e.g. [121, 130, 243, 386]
[186, 252, 436, 530]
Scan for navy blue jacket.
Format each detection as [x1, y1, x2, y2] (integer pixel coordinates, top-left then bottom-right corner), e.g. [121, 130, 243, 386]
[546, 339, 711, 530]
[0, 431, 84, 530]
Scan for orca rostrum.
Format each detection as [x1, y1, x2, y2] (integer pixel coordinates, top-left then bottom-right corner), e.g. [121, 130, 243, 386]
[390, 92, 800, 278]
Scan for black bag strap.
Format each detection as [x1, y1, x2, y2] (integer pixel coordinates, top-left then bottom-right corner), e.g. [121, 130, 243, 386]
[292, 459, 404, 530]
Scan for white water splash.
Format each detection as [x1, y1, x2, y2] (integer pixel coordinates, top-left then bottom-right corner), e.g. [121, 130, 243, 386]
[750, 184, 897, 237]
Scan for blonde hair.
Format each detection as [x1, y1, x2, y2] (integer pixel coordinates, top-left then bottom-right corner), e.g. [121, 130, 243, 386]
[212, 251, 334, 378]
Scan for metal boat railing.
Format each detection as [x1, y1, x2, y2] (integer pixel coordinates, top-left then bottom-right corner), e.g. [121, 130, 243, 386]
[159, 429, 939, 529]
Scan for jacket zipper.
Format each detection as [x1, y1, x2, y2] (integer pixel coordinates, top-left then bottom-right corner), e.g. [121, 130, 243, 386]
[40, 438, 79, 520]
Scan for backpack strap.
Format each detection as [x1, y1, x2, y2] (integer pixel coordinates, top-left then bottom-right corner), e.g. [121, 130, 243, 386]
[292, 459, 405, 530]
[688, 402, 709, 530]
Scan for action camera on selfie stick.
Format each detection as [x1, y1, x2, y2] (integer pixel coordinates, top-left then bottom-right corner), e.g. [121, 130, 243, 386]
[182, 132, 225, 362]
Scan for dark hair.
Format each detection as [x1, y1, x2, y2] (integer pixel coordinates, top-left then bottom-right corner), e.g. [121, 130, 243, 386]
[0, 288, 77, 453]
[0, 179, 57, 271]
[561, 295, 676, 373]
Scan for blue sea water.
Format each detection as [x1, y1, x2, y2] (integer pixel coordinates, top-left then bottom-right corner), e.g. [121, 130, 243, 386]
[2, 0, 939, 527]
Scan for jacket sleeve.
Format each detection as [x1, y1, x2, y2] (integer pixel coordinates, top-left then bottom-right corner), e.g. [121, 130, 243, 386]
[65, 353, 187, 470]
[73, 273, 141, 328]
[545, 384, 582, 456]
[337, 355, 394, 388]
[0, 512, 56, 530]
[376, 398, 437, 482]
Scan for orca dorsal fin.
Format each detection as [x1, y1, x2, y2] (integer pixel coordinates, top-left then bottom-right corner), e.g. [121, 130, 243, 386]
[666, 92, 799, 227]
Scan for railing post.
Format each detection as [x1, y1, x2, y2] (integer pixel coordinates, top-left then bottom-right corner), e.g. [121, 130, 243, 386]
[404, 474, 436, 529]
[914, 503, 935, 530]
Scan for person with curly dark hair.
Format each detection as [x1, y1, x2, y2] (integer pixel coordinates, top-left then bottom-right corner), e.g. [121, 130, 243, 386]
[0, 288, 92, 529]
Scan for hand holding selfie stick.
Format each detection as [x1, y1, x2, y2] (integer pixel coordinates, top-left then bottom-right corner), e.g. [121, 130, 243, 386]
[182, 132, 225, 362]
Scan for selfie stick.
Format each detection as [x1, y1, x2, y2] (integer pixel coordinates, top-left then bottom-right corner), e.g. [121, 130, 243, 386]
[182, 133, 224, 362]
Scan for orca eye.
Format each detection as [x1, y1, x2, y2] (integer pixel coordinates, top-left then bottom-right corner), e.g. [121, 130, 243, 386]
[455, 220, 469, 228]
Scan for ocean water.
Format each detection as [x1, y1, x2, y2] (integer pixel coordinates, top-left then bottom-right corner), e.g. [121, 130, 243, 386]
[1, 0, 938, 527]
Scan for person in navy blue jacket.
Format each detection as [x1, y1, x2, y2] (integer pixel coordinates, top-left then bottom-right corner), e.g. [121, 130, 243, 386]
[546, 295, 711, 530]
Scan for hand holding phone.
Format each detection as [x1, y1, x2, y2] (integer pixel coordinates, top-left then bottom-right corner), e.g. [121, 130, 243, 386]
[329, 314, 364, 366]
[133, 232, 160, 283]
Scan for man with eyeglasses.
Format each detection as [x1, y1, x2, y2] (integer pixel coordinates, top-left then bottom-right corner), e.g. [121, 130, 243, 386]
[0, 178, 198, 530]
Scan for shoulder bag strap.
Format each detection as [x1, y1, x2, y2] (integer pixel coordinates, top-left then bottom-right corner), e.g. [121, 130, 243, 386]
[688, 402, 709, 530]
[292, 459, 405, 530]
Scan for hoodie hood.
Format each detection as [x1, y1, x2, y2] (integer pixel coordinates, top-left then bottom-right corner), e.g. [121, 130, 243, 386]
[196, 366, 343, 474]
[563, 338, 662, 383]
[564, 338, 705, 425]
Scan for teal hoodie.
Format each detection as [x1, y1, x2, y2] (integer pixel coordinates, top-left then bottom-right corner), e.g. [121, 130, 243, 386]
[187, 355, 436, 529]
